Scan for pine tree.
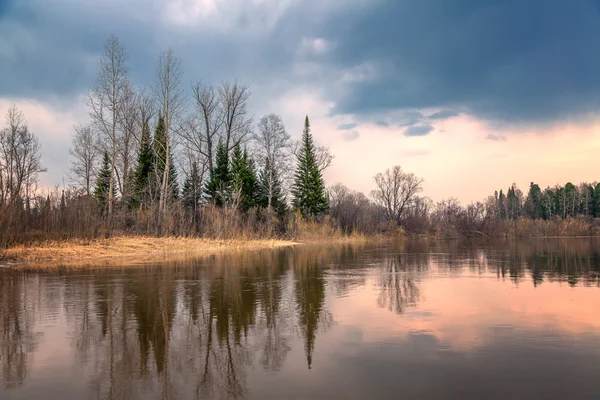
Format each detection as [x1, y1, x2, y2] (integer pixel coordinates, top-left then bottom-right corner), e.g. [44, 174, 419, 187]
[132, 119, 154, 208]
[94, 151, 115, 213]
[231, 144, 259, 212]
[205, 138, 231, 207]
[153, 115, 178, 202]
[257, 156, 287, 218]
[292, 116, 328, 218]
[498, 189, 506, 219]
[525, 182, 542, 219]
[182, 161, 202, 214]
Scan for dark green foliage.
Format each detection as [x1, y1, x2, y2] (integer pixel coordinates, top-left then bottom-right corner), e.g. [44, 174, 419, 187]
[257, 156, 287, 219]
[231, 144, 259, 212]
[292, 116, 328, 218]
[132, 119, 154, 208]
[182, 161, 202, 213]
[153, 115, 179, 201]
[540, 189, 555, 220]
[506, 186, 521, 220]
[205, 138, 231, 207]
[494, 181, 600, 221]
[524, 182, 542, 219]
[594, 183, 600, 217]
[94, 151, 115, 213]
[497, 189, 506, 219]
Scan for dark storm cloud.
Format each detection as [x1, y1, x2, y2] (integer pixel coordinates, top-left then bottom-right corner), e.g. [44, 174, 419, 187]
[328, 0, 600, 124]
[2, 0, 600, 127]
[0, 0, 303, 100]
[404, 124, 434, 137]
[427, 110, 460, 120]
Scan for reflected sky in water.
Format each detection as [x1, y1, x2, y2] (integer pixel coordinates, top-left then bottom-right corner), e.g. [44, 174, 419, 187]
[1, 239, 600, 399]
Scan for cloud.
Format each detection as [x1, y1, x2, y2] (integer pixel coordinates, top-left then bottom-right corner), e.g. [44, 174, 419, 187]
[427, 110, 459, 120]
[486, 134, 507, 141]
[397, 111, 425, 127]
[327, 0, 600, 125]
[343, 130, 360, 141]
[338, 122, 358, 130]
[376, 121, 389, 127]
[5, 0, 598, 128]
[404, 124, 434, 137]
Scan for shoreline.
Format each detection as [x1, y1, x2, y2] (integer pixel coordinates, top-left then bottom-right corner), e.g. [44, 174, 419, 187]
[0, 236, 302, 267]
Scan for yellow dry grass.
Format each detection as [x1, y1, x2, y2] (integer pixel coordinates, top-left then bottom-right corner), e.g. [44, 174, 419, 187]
[2, 236, 299, 267]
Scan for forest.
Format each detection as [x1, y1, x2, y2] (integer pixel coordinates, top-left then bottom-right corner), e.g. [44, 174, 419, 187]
[1, 35, 600, 248]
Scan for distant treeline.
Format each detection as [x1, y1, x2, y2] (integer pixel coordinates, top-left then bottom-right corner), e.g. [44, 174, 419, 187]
[1, 35, 599, 247]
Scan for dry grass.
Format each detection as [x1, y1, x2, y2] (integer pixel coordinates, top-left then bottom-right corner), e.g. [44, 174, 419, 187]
[1, 236, 299, 267]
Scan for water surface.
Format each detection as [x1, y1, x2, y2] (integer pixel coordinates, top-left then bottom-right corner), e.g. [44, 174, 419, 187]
[2, 239, 600, 399]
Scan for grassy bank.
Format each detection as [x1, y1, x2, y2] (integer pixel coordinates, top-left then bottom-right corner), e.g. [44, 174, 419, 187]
[1, 236, 299, 266]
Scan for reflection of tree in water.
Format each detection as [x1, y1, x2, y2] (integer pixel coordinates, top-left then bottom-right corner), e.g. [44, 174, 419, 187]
[294, 260, 330, 369]
[132, 272, 175, 379]
[487, 239, 600, 287]
[376, 255, 421, 315]
[0, 271, 39, 389]
[255, 254, 290, 372]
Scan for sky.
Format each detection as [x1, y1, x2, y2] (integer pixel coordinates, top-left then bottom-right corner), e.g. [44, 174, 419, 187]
[1, 0, 600, 203]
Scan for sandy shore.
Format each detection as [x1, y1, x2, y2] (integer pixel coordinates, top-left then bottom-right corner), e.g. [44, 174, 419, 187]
[1, 236, 299, 266]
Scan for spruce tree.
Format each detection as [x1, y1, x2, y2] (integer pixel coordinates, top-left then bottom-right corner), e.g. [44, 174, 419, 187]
[133, 119, 154, 208]
[182, 161, 202, 214]
[231, 144, 259, 212]
[257, 156, 287, 218]
[292, 116, 328, 218]
[594, 183, 600, 217]
[94, 151, 115, 213]
[205, 138, 231, 207]
[153, 115, 178, 202]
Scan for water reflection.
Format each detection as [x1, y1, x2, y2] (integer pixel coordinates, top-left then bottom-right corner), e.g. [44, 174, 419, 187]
[1, 239, 600, 399]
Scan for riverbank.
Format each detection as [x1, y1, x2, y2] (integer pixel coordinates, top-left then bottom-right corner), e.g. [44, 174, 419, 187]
[0, 236, 300, 266]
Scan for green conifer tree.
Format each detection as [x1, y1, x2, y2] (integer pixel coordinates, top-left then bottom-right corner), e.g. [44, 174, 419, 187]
[94, 151, 115, 213]
[132, 119, 154, 208]
[231, 144, 259, 212]
[205, 138, 231, 207]
[257, 156, 287, 218]
[292, 116, 328, 218]
[153, 115, 179, 202]
[182, 161, 202, 214]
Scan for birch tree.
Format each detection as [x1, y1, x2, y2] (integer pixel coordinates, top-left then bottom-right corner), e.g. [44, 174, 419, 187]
[219, 81, 252, 153]
[68, 124, 99, 195]
[86, 35, 129, 217]
[116, 82, 139, 198]
[0, 105, 45, 203]
[153, 48, 185, 224]
[180, 81, 222, 171]
[254, 114, 290, 210]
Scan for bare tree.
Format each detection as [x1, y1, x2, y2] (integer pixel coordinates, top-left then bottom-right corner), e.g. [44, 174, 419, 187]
[137, 88, 156, 136]
[85, 35, 129, 217]
[153, 48, 185, 224]
[219, 81, 253, 153]
[0, 105, 45, 204]
[180, 81, 223, 172]
[371, 165, 423, 225]
[116, 82, 140, 198]
[0, 106, 45, 203]
[254, 114, 291, 210]
[68, 124, 99, 196]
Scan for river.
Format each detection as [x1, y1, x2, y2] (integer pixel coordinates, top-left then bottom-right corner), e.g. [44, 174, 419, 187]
[1, 239, 599, 399]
